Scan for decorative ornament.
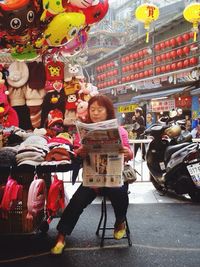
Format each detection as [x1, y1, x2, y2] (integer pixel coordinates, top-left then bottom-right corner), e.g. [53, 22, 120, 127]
[183, 2, 200, 42]
[135, 2, 159, 43]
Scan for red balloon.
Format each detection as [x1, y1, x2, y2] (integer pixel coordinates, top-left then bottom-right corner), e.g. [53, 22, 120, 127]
[135, 73, 139, 80]
[183, 46, 190, 55]
[138, 50, 143, 58]
[147, 58, 152, 65]
[171, 63, 177, 70]
[148, 69, 153, 76]
[183, 33, 190, 42]
[189, 32, 194, 39]
[125, 65, 130, 72]
[122, 66, 126, 72]
[126, 76, 131, 82]
[165, 52, 171, 60]
[170, 38, 176, 47]
[143, 49, 147, 56]
[183, 59, 189, 68]
[160, 42, 165, 50]
[134, 62, 139, 69]
[130, 74, 135, 80]
[144, 70, 149, 77]
[122, 77, 126, 82]
[139, 72, 144, 79]
[176, 35, 183, 44]
[133, 52, 139, 60]
[176, 48, 183, 57]
[143, 59, 148, 66]
[129, 54, 134, 60]
[177, 61, 183, 69]
[125, 55, 130, 62]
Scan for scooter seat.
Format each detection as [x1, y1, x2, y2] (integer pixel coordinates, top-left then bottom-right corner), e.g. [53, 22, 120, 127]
[164, 142, 191, 164]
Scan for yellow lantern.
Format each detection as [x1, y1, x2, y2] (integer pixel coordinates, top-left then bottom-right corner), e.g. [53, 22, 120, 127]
[183, 2, 200, 42]
[135, 3, 159, 43]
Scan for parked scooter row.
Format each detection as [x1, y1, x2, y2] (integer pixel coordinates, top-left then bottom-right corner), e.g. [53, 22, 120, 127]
[145, 114, 200, 202]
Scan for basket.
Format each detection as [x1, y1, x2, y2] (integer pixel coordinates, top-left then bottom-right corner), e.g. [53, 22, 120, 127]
[0, 183, 44, 234]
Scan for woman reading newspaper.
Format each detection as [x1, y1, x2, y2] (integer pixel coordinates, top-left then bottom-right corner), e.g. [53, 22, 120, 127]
[51, 95, 133, 255]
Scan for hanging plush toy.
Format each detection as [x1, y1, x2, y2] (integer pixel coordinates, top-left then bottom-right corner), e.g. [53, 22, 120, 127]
[35, 12, 86, 47]
[0, 72, 19, 127]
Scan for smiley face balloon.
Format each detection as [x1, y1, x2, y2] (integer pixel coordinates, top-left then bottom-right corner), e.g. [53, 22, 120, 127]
[36, 12, 86, 47]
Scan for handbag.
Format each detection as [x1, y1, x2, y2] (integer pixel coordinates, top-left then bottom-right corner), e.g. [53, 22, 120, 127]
[122, 164, 137, 184]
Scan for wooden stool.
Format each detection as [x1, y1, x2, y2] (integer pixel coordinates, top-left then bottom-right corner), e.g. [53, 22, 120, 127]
[95, 195, 132, 247]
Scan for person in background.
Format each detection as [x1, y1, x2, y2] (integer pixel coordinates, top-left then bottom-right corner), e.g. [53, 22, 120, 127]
[51, 95, 133, 255]
[132, 107, 146, 160]
[191, 124, 200, 139]
[146, 112, 154, 128]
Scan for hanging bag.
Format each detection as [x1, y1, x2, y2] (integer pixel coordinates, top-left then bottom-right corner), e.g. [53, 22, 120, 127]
[122, 164, 138, 184]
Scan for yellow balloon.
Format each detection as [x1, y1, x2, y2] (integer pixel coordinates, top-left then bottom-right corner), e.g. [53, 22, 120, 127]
[43, 12, 85, 47]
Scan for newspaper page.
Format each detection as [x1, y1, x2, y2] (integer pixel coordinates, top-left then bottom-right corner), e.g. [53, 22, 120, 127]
[76, 119, 124, 187]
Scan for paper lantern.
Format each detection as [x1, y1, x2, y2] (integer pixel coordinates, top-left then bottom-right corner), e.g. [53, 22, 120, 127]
[156, 67, 161, 74]
[155, 44, 160, 51]
[165, 40, 170, 47]
[177, 61, 183, 69]
[166, 64, 171, 72]
[176, 48, 183, 57]
[183, 59, 189, 68]
[176, 35, 183, 45]
[183, 33, 190, 42]
[160, 42, 165, 50]
[183, 46, 190, 55]
[135, 3, 159, 43]
[171, 63, 177, 71]
[183, 2, 200, 41]
[170, 38, 176, 47]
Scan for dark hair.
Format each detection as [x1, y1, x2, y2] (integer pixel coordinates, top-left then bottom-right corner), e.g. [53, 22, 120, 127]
[86, 95, 115, 123]
[135, 107, 143, 116]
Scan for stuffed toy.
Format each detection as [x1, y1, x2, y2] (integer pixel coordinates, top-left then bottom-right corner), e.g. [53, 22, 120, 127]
[63, 78, 81, 96]
[64, 62, 84, 82]
[0, 72, 19, 128]
[40, 89, 66, 127]
[76, 99, 88, 122]
[64, 109, 77, 126]
[65, 93, 78, 110]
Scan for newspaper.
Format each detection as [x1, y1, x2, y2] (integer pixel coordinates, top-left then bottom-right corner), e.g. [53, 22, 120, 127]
[76, 119, 124, 187]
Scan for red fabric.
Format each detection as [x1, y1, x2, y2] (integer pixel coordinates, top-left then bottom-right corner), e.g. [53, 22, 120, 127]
[45, 61, 64, 81]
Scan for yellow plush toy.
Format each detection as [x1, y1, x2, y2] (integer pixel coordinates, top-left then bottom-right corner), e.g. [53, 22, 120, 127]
[36, 12, 85, 47]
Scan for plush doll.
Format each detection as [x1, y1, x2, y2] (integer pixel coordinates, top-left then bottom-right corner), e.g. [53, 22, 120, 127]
[0, 72, 19, 127]
[64, 62, 84, 82]
[63, 109, 77, 126]
[76, 99, 88, 122]
[65, 93, 78, 110]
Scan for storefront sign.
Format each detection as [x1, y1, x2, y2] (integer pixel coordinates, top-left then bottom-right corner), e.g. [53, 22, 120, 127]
[150, 99, 175, 112]
[175, 96, 192, 108]
[118, 104, 138, 113]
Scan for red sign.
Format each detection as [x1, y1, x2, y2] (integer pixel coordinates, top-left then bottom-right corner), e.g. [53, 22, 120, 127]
[175, 96, 192, 108]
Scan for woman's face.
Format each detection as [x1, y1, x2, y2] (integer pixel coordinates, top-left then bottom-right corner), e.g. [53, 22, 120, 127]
[89, 101, 107, 123]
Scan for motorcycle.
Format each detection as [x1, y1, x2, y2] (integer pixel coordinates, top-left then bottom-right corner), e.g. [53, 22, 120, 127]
[145, 116, 200, 202]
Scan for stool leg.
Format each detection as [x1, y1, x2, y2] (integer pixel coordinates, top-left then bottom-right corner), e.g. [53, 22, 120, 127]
[100, 196, 107, 247]
[125, 217, 132, 247]
[96, 199, 104, 236]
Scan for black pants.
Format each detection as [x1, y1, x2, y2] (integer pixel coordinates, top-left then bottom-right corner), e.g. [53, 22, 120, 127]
[57, 183, 129, 236]
[134, 137, 146, 159]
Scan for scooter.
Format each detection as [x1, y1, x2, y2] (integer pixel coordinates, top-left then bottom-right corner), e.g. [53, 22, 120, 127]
[145, 118, 200, 202]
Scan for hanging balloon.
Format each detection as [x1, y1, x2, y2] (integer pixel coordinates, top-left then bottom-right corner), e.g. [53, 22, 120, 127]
[65, 0, 109, 25]
[183, 2, 200, 41]
[40, 0, 65, 21]
[68, 0, 95, 9]
[135, 3, 159, 43]
[35, 12, 86, 48]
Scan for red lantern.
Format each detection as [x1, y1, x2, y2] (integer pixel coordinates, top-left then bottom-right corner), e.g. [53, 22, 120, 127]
[156, 67, 161, 74]
[161, 65, 166, 72]
[176, 48, 183, 57]
[144, 70, 149, 77]
[143, 59, 148, 66]
[139, 72, 144, 79]
[134, 62, 139, 69]
[166, 64, 171, 72]
[155, 44, 160, 51]
[156, 55, 161, 62]
[160, 42, 165, 50]
[133, 52, 139, 60]
[170, 50, 177, 59]
[171, 63, 177, 70]
[130, 64, 134, 70]
[125, 55, 130, 62]
[121, 57, 126, 63]
[122, 77, 126, 82]
[135, 73, 139, 80]
[183, 33, 190, 42]
[189, 32, 194, 39]
[170, 38, 176, 47]
[176, 35, 183, 45]
[147, 58, 152, 65]
[125, 65, 130, 72]
[165, 52, 171, 60]
[122, 66, 126, 72]
[190, 57, 198, 65]
[160, 53, 166, 61]
[139, 61, 144, 68]
[165, 40, 170, 47]
[138, 50, 143, 58]
[148, 69, 153, 76]
[131, 74, 135, 80]
[177, 61, 183, 69]
[183, 46, 190, 55]
[126, 76, 131, 82]
[183, 59, 189, 68]
[143, 48, 147, 56]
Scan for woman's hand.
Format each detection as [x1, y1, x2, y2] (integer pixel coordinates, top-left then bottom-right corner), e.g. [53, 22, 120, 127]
[75, 145, 88, 158]
[119, 146, 131, 161]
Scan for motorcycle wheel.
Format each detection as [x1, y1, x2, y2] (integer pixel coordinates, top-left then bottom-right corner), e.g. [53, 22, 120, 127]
[150, 174, 165, 194]
[188, 189, 200, 203]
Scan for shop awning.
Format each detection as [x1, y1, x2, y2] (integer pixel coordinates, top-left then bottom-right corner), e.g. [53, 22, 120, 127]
[131, 87, 188, 102]
[190, 87, 200, 95]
